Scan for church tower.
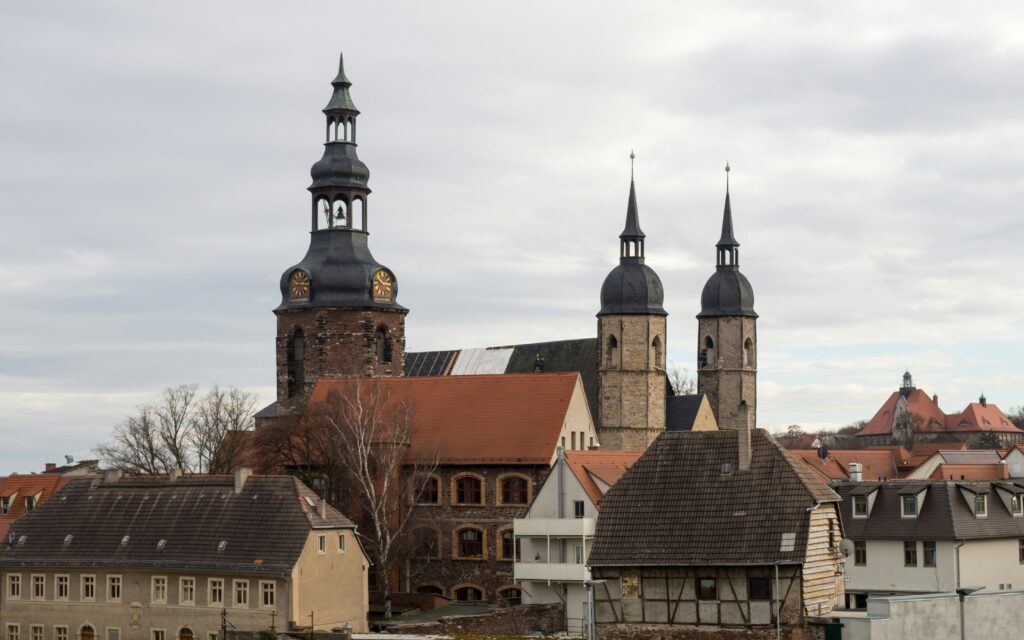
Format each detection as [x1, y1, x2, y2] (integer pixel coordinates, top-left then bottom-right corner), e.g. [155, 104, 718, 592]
[273, 53, 407, 417]
[697, 166, 757, 430]
[597, 163, 667, 451]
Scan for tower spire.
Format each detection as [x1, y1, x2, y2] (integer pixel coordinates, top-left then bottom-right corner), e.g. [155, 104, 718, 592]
[716, 163, 739, 268]
[619, 152, 645, 260]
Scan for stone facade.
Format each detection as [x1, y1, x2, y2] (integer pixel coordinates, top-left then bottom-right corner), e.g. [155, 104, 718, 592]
[405, 464, 549, 602]
[391, 603, 565, 636]
[597, 314, 667, 451]
[274, 307, 406, 417]
[697, 315, 757, 430]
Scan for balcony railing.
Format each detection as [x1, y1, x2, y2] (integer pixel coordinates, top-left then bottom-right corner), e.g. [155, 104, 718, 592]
[513, 517, 596, 538]
[514, 561, 591, 583]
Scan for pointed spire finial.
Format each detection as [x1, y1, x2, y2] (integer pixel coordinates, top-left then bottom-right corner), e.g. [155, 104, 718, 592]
[630, 150, 635, 180]
[725, 162, 730, 191]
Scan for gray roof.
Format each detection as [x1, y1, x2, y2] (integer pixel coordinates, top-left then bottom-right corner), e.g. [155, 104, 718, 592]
[665, 394, 705, 431]
[599, 261, 668, 317]
[619, 179, 645, 239]
[717, 191, 739, 247]
[837, 481, 1024, 541]
[588, 430, 838, 567]
[698, 267, 757, 318]
[0, 475, 353, 575]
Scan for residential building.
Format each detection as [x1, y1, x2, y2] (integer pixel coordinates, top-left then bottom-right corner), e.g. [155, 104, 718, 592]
[1003, 444, 1024, 477]
[787, 449, 901, 482]
[0, 474, 70, 541]
[837, 480, 1024, 609]
[855, 371, 1022, 446]
[588, 429, 845, 636]
[0, 470, 369, 636]
[907, 449, 1005, 479]
[513, 449, 641, 632]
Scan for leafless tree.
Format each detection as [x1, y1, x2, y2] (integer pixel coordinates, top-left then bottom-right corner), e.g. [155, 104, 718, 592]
[95, 384, 256, 474]
[311, 380, 441, 620]
[194, 386, 258, 473]
[667, 364, 696, 395]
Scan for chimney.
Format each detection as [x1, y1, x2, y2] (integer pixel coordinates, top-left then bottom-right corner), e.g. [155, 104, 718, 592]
[234, 467, 252, 494]
[44, 463, 56, 472]
[849, 462, 863, 482]
[738, 400, 752, 472]
[169, 469, 182, 482]
[932, 394, 938, 407]
[318, 497, 327, 519]
[103, 469, 122, 484]
[979, 393, 987, 407]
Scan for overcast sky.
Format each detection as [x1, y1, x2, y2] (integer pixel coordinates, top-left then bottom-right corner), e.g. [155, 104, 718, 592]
[2, 1, 1023, 472]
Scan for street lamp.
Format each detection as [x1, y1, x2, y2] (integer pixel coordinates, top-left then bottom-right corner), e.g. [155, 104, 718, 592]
[584, 580, 606, 640]
[956, 586, 984, 640]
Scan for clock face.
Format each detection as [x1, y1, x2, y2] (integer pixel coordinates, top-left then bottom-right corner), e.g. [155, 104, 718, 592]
[288, 270, 311, 301]
[372, 270, 394, 300]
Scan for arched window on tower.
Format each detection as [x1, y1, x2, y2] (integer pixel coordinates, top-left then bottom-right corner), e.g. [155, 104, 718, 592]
[606, 335, 619, 368]
[288, 329, 305, 397]
[376, 326, 392, 364]
[744, 337, 755, 368]
[699, 336, 715, 369]
[333, 198, 347, 228]
[352, 197, 365, 231]
[651, 336, 663, 369]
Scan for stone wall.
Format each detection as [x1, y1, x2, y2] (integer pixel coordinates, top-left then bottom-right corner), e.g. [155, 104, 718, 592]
[597, 314, 667, 451]
[594, 623, 824, 640]
[697, 316, 756, 431]
[391, 603, 565, 636]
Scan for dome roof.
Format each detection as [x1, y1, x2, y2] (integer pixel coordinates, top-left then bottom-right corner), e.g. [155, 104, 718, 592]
[698, 267, 757, 318]
[309, 142, 370, 192]
[598, 261, 667, 316]
[276, 230, 405, 312]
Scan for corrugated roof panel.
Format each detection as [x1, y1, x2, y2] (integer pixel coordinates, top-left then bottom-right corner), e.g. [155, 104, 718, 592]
[449, 347, 514, 375]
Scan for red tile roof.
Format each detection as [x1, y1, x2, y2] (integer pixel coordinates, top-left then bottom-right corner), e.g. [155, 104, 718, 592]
[928, 463, 1010, 481]
[563, 450, 642, 509]
[857, 389, 1022, 437]
[945, 403, 1021, 433]
[0, 474, 70, 540]
[785, 450, 848, 481]
[308, 373, 582, 465]
[786, 450, 900, 481]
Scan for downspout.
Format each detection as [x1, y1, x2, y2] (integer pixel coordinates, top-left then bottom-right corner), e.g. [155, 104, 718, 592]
[955, 539, 966, 590]
[556, 445, 567, 630]
[775, 562, 781, 640]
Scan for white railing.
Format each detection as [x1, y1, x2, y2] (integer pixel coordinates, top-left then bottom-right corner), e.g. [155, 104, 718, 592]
[514, 561, 591, 583]
[513, 517, 596, 538]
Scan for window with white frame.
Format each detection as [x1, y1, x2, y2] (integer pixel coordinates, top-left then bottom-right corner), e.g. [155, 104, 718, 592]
[7, 624, 19, 640]
[573, 500, 585, 519]
[54, 627, 68, 640]
[260, 581, 275, 607]
[574, 544, 584, 564]
[1012, 494, 1023, 517]
[852, 495, 868, 518]
[106, 629, 119, 640]
[56, 575, 69, 600]
[180, 577, 195, 605]
[152, 576, 167, 603]
[337, 532, 346, 552]
[108, 575, 122, 602]
[900, 494, 918, 518]
[975, 494, 988, 517]
[151, 630, 165, 640]
[31, 574, 44, 600]
[82, 575, 96, 601]
[233, 579, 249, 607]
[29, 626, 42, 640]
[317, 534, 326, 553]
[209, 578, 224, 605]
[7, 574, 21, 599]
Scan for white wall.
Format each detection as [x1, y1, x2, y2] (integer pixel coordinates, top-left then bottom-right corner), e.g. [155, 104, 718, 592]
[1004, 448, 1024, 478]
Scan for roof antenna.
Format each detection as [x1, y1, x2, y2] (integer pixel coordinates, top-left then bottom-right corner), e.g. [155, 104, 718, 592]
[630, 150, 635, 180]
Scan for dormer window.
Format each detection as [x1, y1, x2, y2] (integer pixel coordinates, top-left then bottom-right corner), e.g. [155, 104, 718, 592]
[974, 494, 988, 518]
[1012, 495, 1023, 517]
[853, 495, 868, 518]
[0, 497, 8, 514]
[24, 497, 34, 512]
[901, 495, 918, 518]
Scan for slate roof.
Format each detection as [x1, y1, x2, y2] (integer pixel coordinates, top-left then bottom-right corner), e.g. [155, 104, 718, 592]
[308, 373, 582, 465]
[665, 394, 705, 431]
[563, 450, 642, 509]
[588, 430, 839, 566]
[0, 474, 353, 575]
[837, 481, 1024, 541]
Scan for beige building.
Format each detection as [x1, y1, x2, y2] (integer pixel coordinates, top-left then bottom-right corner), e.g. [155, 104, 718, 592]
[0, 470, 369, 639]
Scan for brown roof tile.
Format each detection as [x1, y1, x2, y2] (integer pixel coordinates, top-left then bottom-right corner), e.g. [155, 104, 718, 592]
[563, 450, 642, 509]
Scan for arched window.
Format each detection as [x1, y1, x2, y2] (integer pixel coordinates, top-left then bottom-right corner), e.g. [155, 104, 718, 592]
[287, 328, 305, 397]
[651, 336, 663, 368]
[499, 475, 529, 505]
[80, 626, 96, 640]
[744, 337, 754, 368]
[415, 475, 440, 504]
[455, 527, 485, 558]
[606, 335, 619, 367]
[498, 528, 519, 561]
[453, 474, 483, 505]
[179, 629, 194, 640]
[352, 197, 365, 230]
[453, 585, 484, 601]
[412, 528, 441, 559]
[498, 587, 522, 606]
[376, 327, 392, 364]
[415, 584, 444, 596]
[700, 336, 715, 369]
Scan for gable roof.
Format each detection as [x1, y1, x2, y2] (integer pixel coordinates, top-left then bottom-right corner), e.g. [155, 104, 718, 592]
[308, 373, 583, 465]
[0, 474, 70, 540]
[588, 430, 838, 567]
[857, 389, 1022, 437]
[563, 450, 642, 509]
[405, 339, 600, 421]
[665, 394, 705, 431]
[928, 463, 1010, 481]
[0, 474, 352, 574]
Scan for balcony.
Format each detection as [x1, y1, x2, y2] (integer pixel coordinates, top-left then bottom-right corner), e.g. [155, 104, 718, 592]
[514, 561, 591, 583]
[513, 517, 596, 538]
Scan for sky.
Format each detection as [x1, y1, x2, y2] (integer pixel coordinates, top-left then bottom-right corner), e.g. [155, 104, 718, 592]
[2, 1, 1023, 472]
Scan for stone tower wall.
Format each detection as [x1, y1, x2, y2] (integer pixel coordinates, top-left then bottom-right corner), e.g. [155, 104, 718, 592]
[697, 316, 756, 430]
[597, 314, 667, 451]
[274, 307, 407, 415]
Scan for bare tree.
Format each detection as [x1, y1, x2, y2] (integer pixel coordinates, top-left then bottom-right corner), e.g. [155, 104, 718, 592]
[312, 380, 440, 620]
[1008, 406, 1024, 430]
[194, 386, 258, 473]
[95, 384, 256, 474]
[667, 364, 696, 395]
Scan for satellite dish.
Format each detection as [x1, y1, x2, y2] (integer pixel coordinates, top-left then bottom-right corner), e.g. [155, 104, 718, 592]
[840, 539, 856, 558]
[64, 455, 74, 464]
